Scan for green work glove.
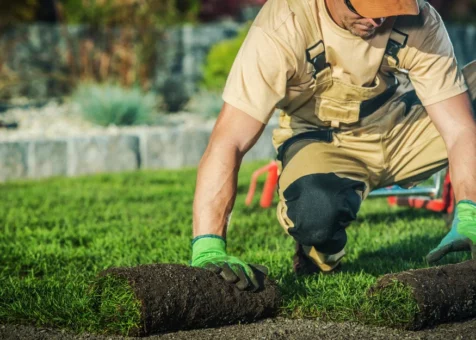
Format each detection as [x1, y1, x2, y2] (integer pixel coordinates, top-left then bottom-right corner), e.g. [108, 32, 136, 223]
[426, 200, 476, 264]
[191, 235, 268, 291]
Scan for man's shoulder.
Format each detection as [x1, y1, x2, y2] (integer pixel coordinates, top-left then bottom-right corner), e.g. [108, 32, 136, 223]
[251, 0, 308, 64]
[253, 0, 294, 34]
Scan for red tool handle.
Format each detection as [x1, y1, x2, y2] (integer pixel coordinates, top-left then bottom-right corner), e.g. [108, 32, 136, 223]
[260, 161, 278, 208]
[245, 161, 279, 207]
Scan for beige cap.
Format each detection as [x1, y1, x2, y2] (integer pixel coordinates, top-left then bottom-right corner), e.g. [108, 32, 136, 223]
[351, 0, 420, 18]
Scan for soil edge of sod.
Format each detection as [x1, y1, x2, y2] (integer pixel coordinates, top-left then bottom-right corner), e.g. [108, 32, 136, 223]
[367, 260, 476, 330]
[95, 263, 281, 336]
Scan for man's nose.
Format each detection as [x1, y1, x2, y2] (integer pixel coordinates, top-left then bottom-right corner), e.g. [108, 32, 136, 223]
[368, 17, 386, 28]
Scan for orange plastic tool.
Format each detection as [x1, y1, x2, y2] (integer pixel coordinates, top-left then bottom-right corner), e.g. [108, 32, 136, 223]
[387, 171, 454, 214]
[245, 161, 279, 208]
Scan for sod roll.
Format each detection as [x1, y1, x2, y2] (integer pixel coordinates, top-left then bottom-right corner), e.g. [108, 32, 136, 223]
[368, 260, 476, 330]
[97, 263, 281, 336]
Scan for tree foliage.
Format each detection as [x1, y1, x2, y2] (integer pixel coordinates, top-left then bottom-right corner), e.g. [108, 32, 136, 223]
[201, 24, 250, 91]
[58, 0, 200, 27]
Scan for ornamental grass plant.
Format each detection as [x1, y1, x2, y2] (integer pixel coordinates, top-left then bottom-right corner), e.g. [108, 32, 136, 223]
[72, 83, 158, 126]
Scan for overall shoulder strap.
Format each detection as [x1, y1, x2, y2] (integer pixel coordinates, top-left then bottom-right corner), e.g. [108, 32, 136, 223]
[385, 24, 408, 68]
[286, 0, 322, 48]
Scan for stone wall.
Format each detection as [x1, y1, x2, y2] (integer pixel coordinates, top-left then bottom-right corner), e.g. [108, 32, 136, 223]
[0, 121, 278, 182]
[0, 22, 474, 103]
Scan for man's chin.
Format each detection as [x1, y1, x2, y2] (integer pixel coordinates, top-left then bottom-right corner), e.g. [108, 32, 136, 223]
[349, 27, 376, 39]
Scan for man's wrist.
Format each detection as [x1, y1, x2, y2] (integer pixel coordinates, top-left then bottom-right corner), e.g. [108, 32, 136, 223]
[192, 234, 226, 247]
[457, 199, 476, 209]
[191, 235, 227, 266]
[455, 200, 476, 243]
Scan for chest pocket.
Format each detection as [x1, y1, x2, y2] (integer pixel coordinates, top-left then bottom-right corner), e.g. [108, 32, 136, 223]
[309, 35, 396, 128]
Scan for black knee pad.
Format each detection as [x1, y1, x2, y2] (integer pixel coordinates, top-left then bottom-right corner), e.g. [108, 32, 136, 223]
[283, 173, 365, 254]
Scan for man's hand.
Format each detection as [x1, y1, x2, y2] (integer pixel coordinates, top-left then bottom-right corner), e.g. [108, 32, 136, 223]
[426, 200, 476, 264]
[191, 235, 268, 291]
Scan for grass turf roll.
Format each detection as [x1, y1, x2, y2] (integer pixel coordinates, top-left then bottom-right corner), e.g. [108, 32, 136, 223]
[95, 263, 281, 336]
[367, 260, 476, 330]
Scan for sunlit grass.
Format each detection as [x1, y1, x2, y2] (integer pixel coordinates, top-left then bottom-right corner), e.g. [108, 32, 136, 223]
[0, 161, 469, 334]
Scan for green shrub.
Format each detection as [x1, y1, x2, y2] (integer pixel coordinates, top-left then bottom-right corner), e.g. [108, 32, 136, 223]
[73, 83, 157, 126]
[201, 24, 251, 92]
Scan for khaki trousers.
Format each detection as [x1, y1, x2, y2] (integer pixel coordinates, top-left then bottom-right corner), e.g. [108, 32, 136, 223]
[276, 62, 476, 271]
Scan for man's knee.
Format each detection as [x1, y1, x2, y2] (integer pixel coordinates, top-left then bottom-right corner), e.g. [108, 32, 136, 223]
[283, 173, 365, 254]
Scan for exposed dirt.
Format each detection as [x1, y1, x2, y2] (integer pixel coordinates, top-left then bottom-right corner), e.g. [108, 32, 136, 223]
[2, 317, 476, 340]
[99, 264, 280, 336]
[372, 260, 476, 330]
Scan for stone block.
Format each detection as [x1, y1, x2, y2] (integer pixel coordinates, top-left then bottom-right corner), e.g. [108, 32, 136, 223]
[0, 141, 29, 182]
[142, 125, 212, 170]
[182, 126, 212, 167]
[68, 135, 140, 176]
[142, 127, 185, 169]
[31, 140, 68, 178]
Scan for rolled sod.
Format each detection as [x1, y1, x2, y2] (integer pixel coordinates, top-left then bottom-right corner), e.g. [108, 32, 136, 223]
[95, 263, 281, 336]
[368, 260, 476, 330]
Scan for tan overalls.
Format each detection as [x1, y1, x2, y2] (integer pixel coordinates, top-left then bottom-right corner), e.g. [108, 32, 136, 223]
[274, 0, 476, 271]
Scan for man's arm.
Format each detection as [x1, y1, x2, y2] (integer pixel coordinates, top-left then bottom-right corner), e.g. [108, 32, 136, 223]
[425, 91, 476, 202]
[190, 102, 271, 291]
[193, 102, 267, 238]
[425, 91, 476, 263]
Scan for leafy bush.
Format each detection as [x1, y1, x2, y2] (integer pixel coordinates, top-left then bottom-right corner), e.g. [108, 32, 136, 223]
[161, 76, 192, 113]
[201, 24, 250, 91]
[73, 83, 157, 126]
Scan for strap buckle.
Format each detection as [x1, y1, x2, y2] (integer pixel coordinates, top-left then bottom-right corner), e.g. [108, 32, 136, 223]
[385, 28, 408, 68]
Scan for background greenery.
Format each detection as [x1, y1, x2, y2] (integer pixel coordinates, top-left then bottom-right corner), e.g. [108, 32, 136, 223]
[201, 24, 250, 92]
[0, 161, 469, 335]
[72, 83, 158, 126]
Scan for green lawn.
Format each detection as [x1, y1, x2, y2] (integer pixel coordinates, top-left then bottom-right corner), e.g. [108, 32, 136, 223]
[0, 161, 470, 335]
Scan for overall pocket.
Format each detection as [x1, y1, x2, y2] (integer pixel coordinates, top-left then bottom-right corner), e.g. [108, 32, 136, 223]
[314, 75, 388, 126]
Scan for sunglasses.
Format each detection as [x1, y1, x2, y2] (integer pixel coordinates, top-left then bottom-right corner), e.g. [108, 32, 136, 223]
[344, 0, 362, 16]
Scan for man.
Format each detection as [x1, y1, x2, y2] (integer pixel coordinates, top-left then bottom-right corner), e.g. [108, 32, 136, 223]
[191, 0, 476, 291]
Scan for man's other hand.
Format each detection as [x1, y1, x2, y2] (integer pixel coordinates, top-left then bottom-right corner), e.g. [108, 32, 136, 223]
[426, 200, 476, 264]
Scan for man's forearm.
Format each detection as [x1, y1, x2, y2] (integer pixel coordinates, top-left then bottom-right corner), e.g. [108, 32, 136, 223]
[193, 141, 243, 238]
[447, 129, 476, 202]
[425, 91, 476, 203]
